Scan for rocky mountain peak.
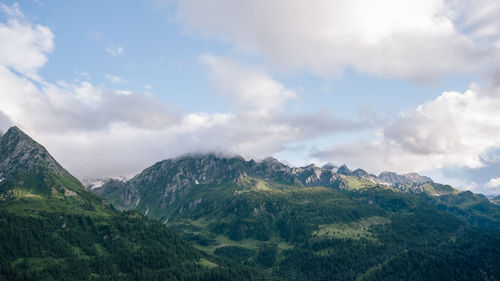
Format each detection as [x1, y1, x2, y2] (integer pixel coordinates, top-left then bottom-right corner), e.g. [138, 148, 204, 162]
[352, 168, 370, 178]
[253, 157, 289, 173]
[260, 156, 285, 167]
[402, 173, 433, 184]
[0, 126, 67, 179]
[322, 163, 338, 171]
[336, 164, 352, 175]
[378, 171, 433, 185]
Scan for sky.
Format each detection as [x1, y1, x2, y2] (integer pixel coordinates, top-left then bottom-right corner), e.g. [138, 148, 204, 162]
[1, 0, 500, 195]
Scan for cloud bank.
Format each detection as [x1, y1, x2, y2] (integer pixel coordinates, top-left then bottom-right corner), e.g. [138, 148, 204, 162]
[167, 0, 500, 192]
[172, 0, 500, 81]
[313, 84, 500, 177]
[0, 4, 360, 179]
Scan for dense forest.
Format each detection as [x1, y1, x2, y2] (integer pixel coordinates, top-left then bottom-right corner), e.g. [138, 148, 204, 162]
[0, 209, 261, 281]
[2, 207, 499, 280]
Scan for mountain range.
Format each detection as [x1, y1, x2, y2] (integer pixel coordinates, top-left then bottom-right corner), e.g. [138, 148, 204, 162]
[1, 126, 500, 280]
[91, 152, 459, 220]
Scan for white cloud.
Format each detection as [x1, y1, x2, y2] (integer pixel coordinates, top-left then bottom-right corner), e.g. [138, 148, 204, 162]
[451, 176, 500, 195]
[454, 0, 500, 40]
[201, 54, 297, 115]
[105, 74, 126, 83]
[313, 84, 500, 175]
[0, 3, 54, 79]
[105, 46, 124, 57]
[464, 181, 479, 192]
[0, 68, 179, 133]
[485, 178, 500, 189]
[172, 0, 498, 81]
[480, 178, 500, 195]
[0, 6, 361, 179]
[383, 87, 500, 160]
[23, 103, 359, 179]
[0, 111, 13, 134]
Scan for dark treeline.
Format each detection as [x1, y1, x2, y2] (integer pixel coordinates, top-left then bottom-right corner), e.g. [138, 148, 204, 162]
[0, 210, 258, 281]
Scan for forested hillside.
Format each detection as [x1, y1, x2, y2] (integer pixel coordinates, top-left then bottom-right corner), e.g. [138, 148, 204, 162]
[93, 154, 500, 280]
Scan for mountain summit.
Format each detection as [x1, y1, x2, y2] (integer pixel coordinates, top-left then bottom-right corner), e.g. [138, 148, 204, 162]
[378, 171, 433, 185]
[0, 126, 67, 179]
[0, 126, 104, 211]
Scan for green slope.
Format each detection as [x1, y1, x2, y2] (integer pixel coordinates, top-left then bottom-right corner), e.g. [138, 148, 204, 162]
[94, 154, 500, 280]
[0, 127, 110, 215]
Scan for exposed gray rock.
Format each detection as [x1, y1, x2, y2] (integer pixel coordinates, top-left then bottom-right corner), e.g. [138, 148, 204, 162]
[378, 171, 432, 185]
[0, 126, 68, 179]
[94, 153, 439, 211]
[336, 164, 352, 175]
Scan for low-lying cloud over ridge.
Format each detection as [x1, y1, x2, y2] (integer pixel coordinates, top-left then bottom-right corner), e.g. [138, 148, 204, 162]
[0, 4, 362, 179]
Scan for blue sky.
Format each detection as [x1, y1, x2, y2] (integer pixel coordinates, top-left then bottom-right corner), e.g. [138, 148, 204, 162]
[1, 0, 500, 194]
[13, 0, 221, 111]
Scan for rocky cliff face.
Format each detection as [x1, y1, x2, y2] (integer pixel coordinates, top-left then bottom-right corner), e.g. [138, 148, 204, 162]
[125, 154, 249, 207]
[335, 164, 385, 185]
[94, 154, 355, 211]
[378, 171, 433, 185]
[0, 126, 105, 212]
[0, 127, 68, 179]
[94, 153, 447, 216]
[290, 164, 344, 187]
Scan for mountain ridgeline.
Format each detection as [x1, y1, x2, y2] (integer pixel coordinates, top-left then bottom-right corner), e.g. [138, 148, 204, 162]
[93, 153, 500, 280]
[1, 126, 500, 281]
[93, 153, 456, 218]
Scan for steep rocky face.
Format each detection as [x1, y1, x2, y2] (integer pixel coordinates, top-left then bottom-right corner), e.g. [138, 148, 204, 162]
[351, 168, 370, 178]
[0, 126, 68, 180]
[403, 173, 433, 184]
[336, 164, 352, 175]
[94, 153, 457, 217]
[250, 157, 299, 184]
[0, 127, 101, 205]
[378, 172, 403, 184]
[124, 154, 249, 207]
[379, 171, 433, 185]
[334, 164, 384, 185]
[290, 164, 343, 187]
[96, 154, 353, 212]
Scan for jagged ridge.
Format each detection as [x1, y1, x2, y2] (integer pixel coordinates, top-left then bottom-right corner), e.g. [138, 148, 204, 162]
[93, 153, 458, 219]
